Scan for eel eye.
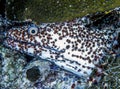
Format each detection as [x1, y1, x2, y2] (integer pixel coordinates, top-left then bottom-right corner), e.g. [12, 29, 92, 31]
[28, 26, 38, 35]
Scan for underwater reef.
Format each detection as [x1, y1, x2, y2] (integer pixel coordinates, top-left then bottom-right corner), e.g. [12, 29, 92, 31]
[0, 1, 120, 89]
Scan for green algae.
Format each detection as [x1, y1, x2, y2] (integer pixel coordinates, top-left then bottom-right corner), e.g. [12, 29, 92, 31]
[7, 0, 120, 23]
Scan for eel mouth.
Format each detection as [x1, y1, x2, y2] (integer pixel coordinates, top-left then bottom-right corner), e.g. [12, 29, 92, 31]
[4, 37, 35, 51]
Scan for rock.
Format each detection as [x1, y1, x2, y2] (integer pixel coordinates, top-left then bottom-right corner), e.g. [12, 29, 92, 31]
[26, 66, 41, 82]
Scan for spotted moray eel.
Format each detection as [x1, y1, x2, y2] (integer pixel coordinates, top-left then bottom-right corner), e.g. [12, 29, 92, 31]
[3, 7, 120, 83]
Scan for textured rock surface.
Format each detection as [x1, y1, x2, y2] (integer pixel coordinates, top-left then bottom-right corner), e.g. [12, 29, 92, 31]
[0, 45, 120, 89]
[0, 46, 89, 89]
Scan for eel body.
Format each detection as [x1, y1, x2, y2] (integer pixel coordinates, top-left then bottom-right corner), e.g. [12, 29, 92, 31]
[3, 7, 120, 82]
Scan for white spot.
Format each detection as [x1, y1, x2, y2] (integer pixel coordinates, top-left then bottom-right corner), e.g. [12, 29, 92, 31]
[28, 47, 34, 53]
[41, 50, 51, 59]
[15, 45, 20, 50]
[113, 40, 118, 45]
[69, 5, 72, 7]
[35, 36, 41, 42]
[57, 1, 59, 3]
[36, 46, 40, 50]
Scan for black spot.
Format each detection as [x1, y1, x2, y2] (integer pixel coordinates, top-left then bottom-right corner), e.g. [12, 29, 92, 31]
[82, 57, 86, 60]
[66, 39, 71, 43]
[82, 65, 85, 68]
[74, 47, 78, 50]
[74, 66, 77, 70]
[70, 61, 74, 64]
[82, 50, 84, 52]
[68, 52, 70, 54]
[61, 55, 64, 58]
[54, 39, 57, 41]
[88, 51, 91, 54]
[66, 45, 70, 49]
[83, 71, 87, 74]
[87, 66, 91, 69]
[91, 55, 94, 58]
[72, 54, 74, 57]
[50, 55, 53, 58]
[61, 60, 66, 62]
[75, 61, 81, 66]
[77, 80, 81, 84]
[77, 39, 81, 43]
[88, 59, 92, 63]
[78, 69, 81, 72]
[81, 46, 83, 48]
[72, 44, 74, 48]
[86, 57, 90, 60]
[59, 37, 62, 40]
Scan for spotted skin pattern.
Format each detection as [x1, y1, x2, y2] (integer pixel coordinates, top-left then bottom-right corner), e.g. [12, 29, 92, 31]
[4, 7, 120, 82]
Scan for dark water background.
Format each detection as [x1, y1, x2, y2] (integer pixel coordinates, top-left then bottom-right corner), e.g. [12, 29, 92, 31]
[0, 0, 6, 17]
